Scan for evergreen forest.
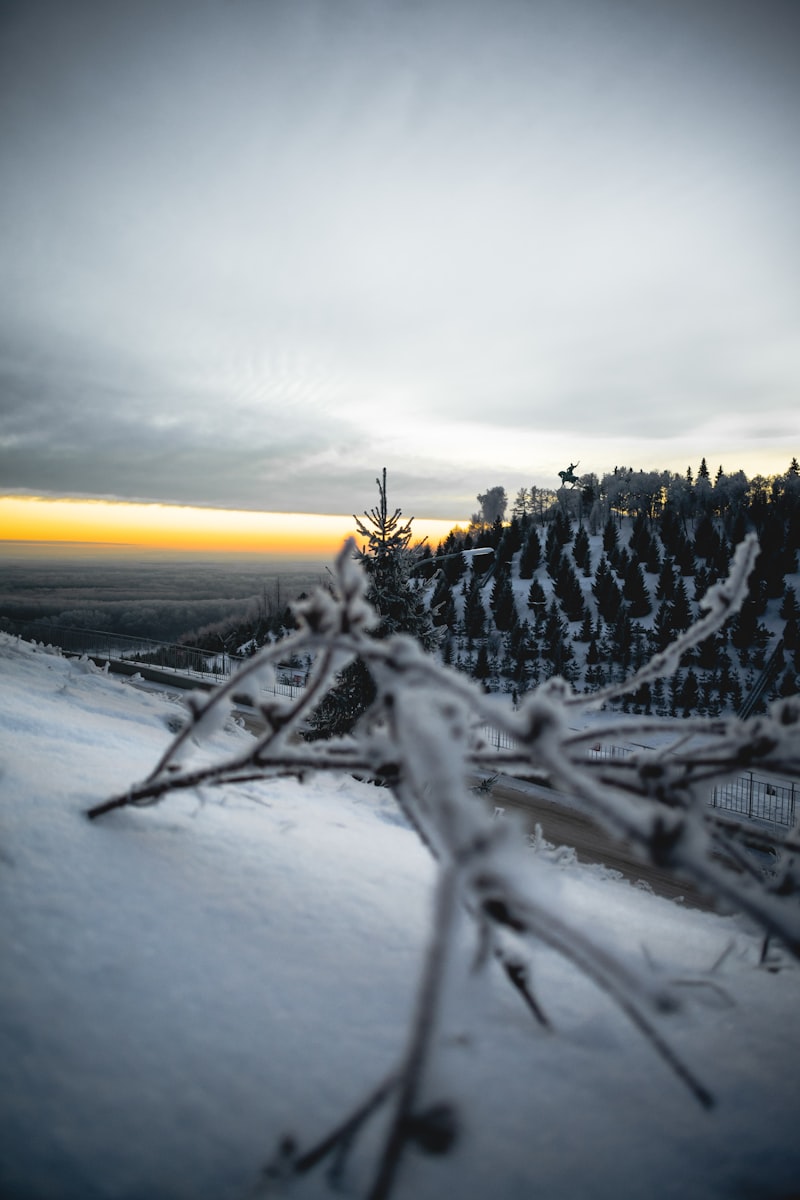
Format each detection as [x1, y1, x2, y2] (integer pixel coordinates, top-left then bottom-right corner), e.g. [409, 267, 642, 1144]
[406, 459, 800, 719]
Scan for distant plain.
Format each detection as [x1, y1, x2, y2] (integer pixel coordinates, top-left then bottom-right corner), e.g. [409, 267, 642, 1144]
[0, 543, 329, 644]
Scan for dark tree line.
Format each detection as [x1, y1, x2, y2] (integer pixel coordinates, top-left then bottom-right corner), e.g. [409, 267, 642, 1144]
[423, 461, 800, 715]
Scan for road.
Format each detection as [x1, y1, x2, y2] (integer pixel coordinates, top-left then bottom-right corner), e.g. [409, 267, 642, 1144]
[472, 773, 723, 912]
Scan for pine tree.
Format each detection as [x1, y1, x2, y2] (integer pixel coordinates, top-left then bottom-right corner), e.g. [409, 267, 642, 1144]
[693, 566, 709, 604]
[622, 560, 652, 617]
[542, 601, 575, 678]
[645, 539, 661, 574]
[656, 557, 676, 601]
[610, 607, 634, 672]
[435, 534, 468, 584]
[518, 528, 541, 578]
[651, 678, 666, 715]
[603, 517, 619, 554]
[506, 515, 523, 555]
[670, 578, 693, 633]
[490, 565, 517, 631]
[527, 578, 548, 629]
[779, 667, 797, 698]
[629, 511, 652, 559]
[659, 506, 683, 556]
[506, 619, 534, 689]
[431, 575, 457, 630]
[308, 470, 437, 738]
[692, 514, 713, 560]
[712, 535, 730, 577]
[730, 594, 761, 652]
[675, 536, 696, 576]
[756, 511, 795, 600]
[545, 524, 561, 575]
[543, 600, 568, 659]
[553, 508, 573, 546]
[576, 610, 594, 643]
[631, 624, 649, 671]
[464, 575, 487, 639]
[696, 632, 719, 671]
[592, 557, 623, 623]
[555, 555, 585, 621]
[348, 470, 438, 646]
[652, 598, 674, 652]
[573, 524, 591, 572]
[680, 669, 700, 716]
[611, 545, 630, 579]
[473, 643, 491, 684]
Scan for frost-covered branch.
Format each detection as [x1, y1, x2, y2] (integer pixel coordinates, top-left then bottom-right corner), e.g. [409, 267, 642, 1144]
[87, 535, 800, 1197]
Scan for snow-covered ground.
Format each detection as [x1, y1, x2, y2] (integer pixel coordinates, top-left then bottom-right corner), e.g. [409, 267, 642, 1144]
[1, 632, 798, 1200]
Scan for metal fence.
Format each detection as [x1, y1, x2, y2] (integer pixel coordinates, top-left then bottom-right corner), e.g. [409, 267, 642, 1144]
[0, 620, 303, 698]
[585, 740, 796, 826]
[2, 619, 235, 676]
[480, 725, 797, 829]
[709, 773, 796, 826]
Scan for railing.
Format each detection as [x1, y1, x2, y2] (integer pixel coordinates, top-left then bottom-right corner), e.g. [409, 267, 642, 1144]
[0, 619, 304, 698]
[480, 725, 797, 829]
[709, 772, 796, 827]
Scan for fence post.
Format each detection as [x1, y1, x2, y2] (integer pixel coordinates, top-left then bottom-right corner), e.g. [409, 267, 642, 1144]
[748, 772, 753, 820]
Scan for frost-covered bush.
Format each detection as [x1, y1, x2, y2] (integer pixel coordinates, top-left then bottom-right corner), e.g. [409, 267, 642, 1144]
[89, 533, 800, 1200]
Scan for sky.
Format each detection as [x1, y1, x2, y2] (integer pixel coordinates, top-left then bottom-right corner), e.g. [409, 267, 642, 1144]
[1, 0, 799, 549]
[0, 494, 457, 557]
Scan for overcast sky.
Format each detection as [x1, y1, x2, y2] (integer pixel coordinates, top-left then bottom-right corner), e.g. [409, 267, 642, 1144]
[1, 0, 798, 520]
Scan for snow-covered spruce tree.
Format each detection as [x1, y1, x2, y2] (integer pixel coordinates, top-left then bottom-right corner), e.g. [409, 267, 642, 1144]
[307, 470, 439, 739]
[518, 526, 541, 578]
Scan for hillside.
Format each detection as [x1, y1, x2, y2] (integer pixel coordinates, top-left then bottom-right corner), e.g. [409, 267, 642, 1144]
[418, 465, 800, 717]
[2, 632, 800, 1199]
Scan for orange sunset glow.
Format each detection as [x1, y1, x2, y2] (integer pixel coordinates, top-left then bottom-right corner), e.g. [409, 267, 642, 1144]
[0, 497, 464, 558]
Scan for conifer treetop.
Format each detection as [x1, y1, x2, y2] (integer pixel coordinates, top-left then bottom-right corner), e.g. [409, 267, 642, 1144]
[353, 468, 417, 562]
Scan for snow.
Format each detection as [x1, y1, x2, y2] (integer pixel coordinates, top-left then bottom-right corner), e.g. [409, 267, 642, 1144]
[1, 632, 799, 1200]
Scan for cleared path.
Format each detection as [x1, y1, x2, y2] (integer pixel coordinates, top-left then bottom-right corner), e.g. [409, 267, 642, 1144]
[474, 774, 724, 913]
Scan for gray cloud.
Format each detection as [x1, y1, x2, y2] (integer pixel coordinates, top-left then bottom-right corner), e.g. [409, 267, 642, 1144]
[1, 0, 798, 518]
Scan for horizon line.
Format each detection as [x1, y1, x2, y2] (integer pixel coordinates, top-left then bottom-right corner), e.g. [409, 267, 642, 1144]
[0, 496, 467, 556]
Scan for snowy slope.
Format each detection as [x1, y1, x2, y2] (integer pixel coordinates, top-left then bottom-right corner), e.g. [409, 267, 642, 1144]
[1, 633, 798, 1200]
